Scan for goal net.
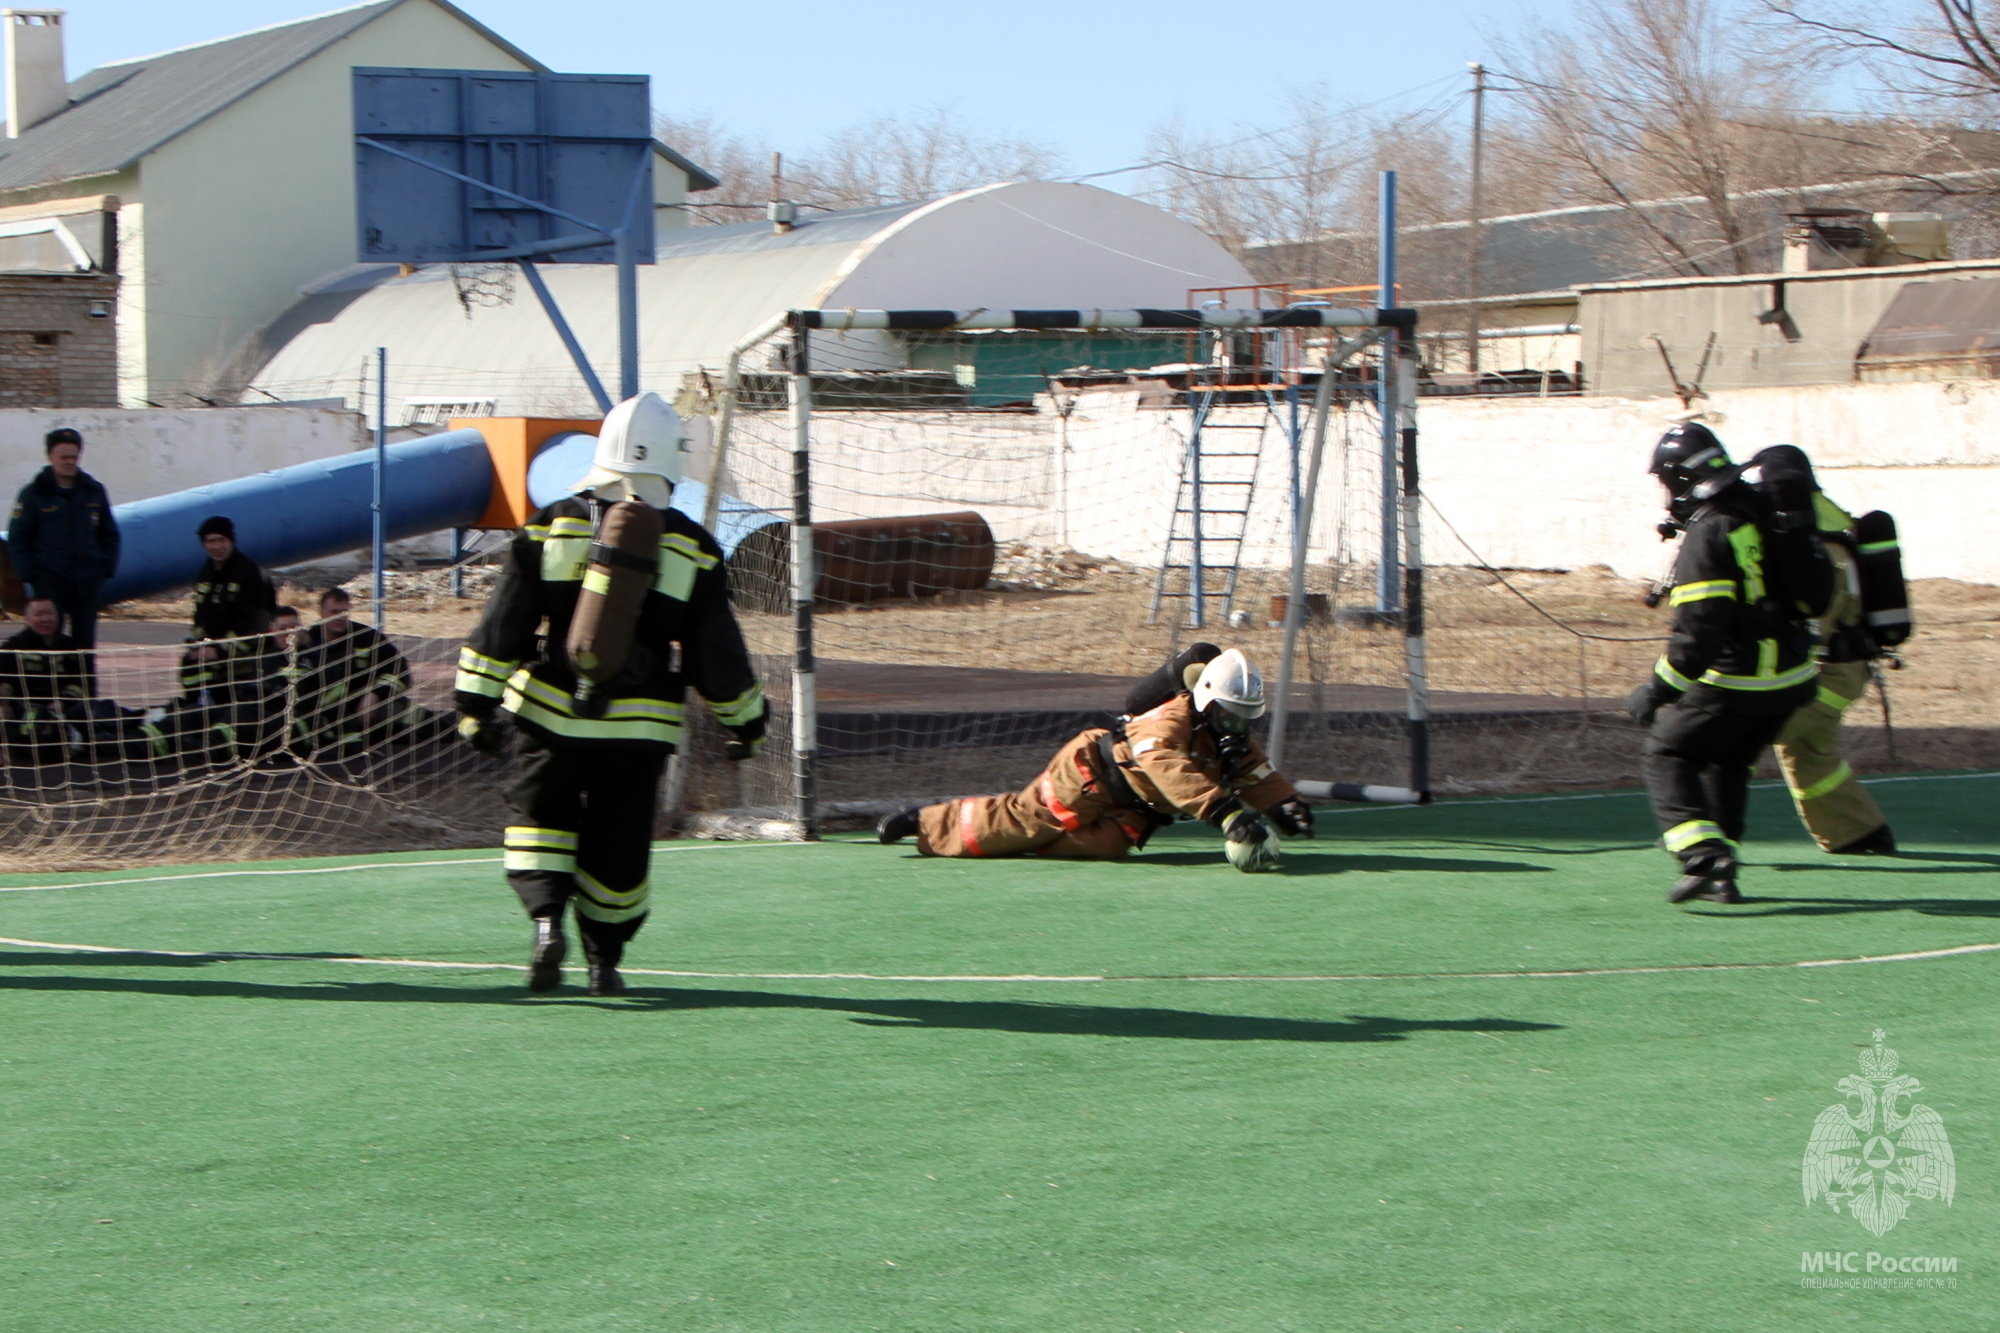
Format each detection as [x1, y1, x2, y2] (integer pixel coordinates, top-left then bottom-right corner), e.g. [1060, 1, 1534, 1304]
[664, 306, 1659, 839]
[0, 629, 508, 872]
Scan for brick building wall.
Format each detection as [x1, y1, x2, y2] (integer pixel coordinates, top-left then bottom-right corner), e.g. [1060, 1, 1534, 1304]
[0, 273, 118, 408]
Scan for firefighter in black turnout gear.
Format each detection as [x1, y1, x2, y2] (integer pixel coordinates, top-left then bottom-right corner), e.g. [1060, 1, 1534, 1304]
[453, 394, 767, 996]
[1628, 423, 1832, 905]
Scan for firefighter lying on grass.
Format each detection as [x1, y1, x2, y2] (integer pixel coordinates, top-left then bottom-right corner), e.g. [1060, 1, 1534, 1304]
[877, 646, 1313, 871]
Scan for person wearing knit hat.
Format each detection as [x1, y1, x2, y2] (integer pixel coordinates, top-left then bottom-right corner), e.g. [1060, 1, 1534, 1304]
[190, 514, 277, 642]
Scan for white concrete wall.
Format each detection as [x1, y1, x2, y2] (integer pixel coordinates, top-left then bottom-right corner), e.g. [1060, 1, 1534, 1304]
[721, 378, 2000, 586]
[1419, 380, 2000, 584]
[0, 406, 367, 506]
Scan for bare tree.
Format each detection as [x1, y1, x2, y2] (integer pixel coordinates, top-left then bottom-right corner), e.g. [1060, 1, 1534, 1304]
[656, 107, 1061, 225]
[1763, 0, 2000, 106]
[654, 112, 771, 225]
[787, 107, 1062, 210]
[1492, 0, 1839, 276]
[1141, 91, 1480, 292]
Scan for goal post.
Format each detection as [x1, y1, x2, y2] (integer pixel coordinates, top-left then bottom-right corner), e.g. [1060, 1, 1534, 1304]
[665, 303, 1423, 841]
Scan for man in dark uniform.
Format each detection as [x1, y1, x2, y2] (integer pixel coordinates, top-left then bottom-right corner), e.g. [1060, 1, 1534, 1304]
[6, 428, 119, 648]
[453, 394, 767, 996]
[191, 515, 277, 641]
[294, 587, 415, 755]
[1626, 424, 1832, 905]
[0, 596, 89, 764]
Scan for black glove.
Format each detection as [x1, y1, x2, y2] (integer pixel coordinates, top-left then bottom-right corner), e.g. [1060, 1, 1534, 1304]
[724, 715, 766, 762]
[1625, 678, 1680, 730]
[456, 711, 505, 756]
[1266, 796, 1315, 838]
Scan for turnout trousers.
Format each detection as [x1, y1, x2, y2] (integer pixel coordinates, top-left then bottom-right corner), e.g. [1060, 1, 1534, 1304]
[1644, 681, 1816, 865]
[502, 729, 667, 948]
[916, 730, 1156, 860]
[1773, 659, 1886, 852]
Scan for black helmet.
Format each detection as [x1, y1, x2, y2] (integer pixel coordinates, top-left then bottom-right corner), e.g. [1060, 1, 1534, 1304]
[1650, 423, 1741, 519]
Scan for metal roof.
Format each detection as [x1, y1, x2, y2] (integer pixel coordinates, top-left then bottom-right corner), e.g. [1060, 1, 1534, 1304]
[247, 181, 1254, 418]
[650, 201, 930, 258]
[0, 0, 718, 194]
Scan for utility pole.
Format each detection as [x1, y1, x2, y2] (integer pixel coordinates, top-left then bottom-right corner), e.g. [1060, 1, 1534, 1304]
[1465, 61, 1487, 377]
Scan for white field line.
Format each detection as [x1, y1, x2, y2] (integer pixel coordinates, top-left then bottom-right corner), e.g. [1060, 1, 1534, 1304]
[2, 934, 1997, 984]
[3, 769, 1992, 895]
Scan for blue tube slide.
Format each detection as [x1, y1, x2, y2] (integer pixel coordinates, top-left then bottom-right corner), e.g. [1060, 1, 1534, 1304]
[525, 431, 782, 556]
[95, 429, 494, 604]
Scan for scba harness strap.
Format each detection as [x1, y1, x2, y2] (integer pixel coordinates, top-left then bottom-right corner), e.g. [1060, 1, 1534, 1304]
[1094, 728, 1173, 838]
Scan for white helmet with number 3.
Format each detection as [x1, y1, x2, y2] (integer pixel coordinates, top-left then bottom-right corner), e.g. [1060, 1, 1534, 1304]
[581, 392, 685, 506]
[1191, 648, 1266, 727]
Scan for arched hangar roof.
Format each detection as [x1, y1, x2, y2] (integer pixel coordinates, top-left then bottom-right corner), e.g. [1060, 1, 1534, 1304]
[247, 180, 1253, 418]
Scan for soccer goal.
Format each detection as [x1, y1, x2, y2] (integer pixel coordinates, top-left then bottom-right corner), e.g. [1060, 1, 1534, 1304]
[663, 304, 1442, 839]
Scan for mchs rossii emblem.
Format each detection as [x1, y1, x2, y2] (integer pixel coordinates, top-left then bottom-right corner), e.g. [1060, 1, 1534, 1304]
[1803, 1030, 1955, 1238]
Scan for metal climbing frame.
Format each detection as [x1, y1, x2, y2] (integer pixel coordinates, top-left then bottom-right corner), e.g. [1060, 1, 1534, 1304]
[1148, 389, 1277, 628]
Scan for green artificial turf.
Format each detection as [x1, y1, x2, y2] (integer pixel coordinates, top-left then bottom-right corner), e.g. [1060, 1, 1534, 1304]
[2, 774, 1995, 1331]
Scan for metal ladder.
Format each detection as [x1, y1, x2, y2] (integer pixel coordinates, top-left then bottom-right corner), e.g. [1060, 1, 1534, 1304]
[1149, 390, 1270, 627]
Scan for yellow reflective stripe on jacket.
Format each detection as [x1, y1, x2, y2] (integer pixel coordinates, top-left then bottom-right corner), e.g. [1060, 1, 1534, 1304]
[654, 533, 720, 601]
[1669, 579, 1736, 606]
[582, 568, 613, 595]
[1816, 684, 1854, 711]
[1857, 538, 1898, 555]
[1725, 523, 1765, 602]
[572, 869, 651, 923]
[455, 667, 509, 699]
[707, 681, 765, 727]
[503, 669, 684, 744]
[1664, 819, 1729, 853]
[1697, 660, 1818, 691]
[548, 516, 594, 538]
[661, 532, 718, 567]
[1655, 657, 1697, 692]
[1790, 761, 1854, 802]
[542, 536, 590, 582]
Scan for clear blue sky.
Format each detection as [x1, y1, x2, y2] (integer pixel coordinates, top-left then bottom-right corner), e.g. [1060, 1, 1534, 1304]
[41, 0, 1559, 181]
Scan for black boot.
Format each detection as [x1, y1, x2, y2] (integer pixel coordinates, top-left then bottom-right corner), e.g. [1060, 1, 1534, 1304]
[877, 805, 923, 844]
[579, 923, 627, 997]
[1832, 825, 1897, 856]
[527, 912, 567, 992]
[1668, 843, 1742, 905]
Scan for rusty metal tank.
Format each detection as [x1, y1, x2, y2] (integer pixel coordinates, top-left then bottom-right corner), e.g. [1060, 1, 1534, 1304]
[728, 511, 995, 611]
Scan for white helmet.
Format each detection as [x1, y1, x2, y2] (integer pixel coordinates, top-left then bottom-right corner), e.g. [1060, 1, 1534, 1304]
[584, 392, 686, 488]
[1191, 648, 1266, 723]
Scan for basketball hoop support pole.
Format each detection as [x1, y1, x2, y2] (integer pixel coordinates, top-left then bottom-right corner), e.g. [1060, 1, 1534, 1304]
[517, 260, 612, 414]
[615, 160, 647, 402]
[372, 346, 388, 624]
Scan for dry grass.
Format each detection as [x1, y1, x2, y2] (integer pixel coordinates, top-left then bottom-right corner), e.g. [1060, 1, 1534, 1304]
[83, 560, 2000, 806]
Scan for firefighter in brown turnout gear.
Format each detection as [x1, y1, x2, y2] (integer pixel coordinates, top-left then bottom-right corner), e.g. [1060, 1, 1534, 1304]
[1767, 456, 1907, 856]
[453, 394, 767, 995]
[878, 646, 1313, 871]
[1627, 425, 1833, 905]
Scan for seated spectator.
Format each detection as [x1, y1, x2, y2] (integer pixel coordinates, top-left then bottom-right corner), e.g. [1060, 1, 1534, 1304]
[293, 588, 416, 756]
[191, 515, 277, 641]
[166, 603, 304, 764]
[0, 597, 87, 764]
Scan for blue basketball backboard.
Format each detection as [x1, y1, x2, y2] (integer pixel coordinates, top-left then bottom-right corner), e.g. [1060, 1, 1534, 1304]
[354, 67, 654, 265]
